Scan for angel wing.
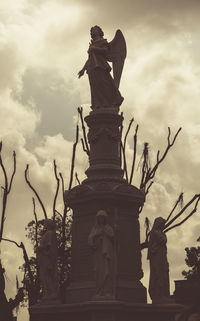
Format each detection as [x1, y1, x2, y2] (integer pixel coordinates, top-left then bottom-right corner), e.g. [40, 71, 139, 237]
[107, 30, 127, 89]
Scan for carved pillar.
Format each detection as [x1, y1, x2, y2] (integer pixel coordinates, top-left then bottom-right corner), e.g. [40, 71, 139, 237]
[66, 109, 146, 303]
[85, 110, 123, 180]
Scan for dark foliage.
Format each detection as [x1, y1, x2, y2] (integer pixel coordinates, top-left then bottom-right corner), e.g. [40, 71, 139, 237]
[20, 212, 72, 304]
[182, 246, 200, 281]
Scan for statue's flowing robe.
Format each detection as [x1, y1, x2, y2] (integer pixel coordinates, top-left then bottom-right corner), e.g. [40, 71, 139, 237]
[147, 228, 170, 302]
[37, 230, 58, 299]
[86, 38, 123, 109]
[88, 223, 114, 296]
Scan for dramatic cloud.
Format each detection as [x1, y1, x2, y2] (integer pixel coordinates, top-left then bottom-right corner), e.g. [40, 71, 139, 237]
[1, 1, 200, 320]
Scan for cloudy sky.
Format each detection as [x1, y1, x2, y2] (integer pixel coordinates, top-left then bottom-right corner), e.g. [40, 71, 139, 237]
[1, 0, 200, 319]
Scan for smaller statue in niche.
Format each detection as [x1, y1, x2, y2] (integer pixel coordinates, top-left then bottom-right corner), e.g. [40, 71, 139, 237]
[147, 217, 171, 304]
[37, 219, 59, 303]
[88, 210, 114, 299]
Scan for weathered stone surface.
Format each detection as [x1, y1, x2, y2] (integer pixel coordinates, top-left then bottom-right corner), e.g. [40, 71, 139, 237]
[88, 210, 115, 299]
[64, 107, 147, 304]
[30, 301, 183, 321]
[36, 219, 59, 304]
[84, 111, 124, 180]
[174, 279, 200, 305]
[66, 183, 146, 303]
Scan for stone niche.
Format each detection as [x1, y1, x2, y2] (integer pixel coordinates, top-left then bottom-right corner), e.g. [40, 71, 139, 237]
[65, 179, 147, 304]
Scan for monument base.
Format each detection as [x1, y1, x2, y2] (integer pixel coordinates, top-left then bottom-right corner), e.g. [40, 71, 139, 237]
[65, 280, 146, 303]
[30, 300, 183, 321]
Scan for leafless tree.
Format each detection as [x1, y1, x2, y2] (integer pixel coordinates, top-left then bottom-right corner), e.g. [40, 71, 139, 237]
[0, 141, 16, 241]
[141, 193, 200, 250]
[0, 142, 25, 317]
[78, 107, 90, 156]
[22, 123, 80, 303]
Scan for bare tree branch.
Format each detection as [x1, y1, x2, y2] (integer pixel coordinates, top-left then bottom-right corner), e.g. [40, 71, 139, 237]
[141, 194, 200, 250]
[164, 197, 200, 233]
[55, 210, 63, 219]
[59, 172, 65, 204]
[53, 160, 60, 221]
[8, 151, 16, 194]
[129, 124, 138, 185]
[0, 143, 17, 241]
[121, 144, 128, 181]
[75, 172, 81, 185]
[68, 125, 79, 191]
[25, 164, 47, 219]
[150, 127, 181, 180]
[1, 238, 35, 287]
[20, 242, 35, 288]
[165, 192, 184, 224]
[121, 118, 134, 181]
[140, 127, 181, 191]
[139, 142, 150, 190]
[138, 180, 153, 215]
[164, 194, 200, 229]
[80, 138, 89, 155]
[0, 155, 8, 241]
[164, 194, 200, 231]
[78, 107, 89, 156]
[140, 217, 151, 249]
[32, 198, 38, 248]
[123, 118, 134, 151]
[145, 181, 154, 196]
[2, 237, 21, 247]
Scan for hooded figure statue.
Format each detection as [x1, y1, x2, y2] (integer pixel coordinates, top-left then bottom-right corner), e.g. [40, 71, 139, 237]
[88, 210, 114, 298]
[147, 217, 170, 303]
[37, 219, 59, 302]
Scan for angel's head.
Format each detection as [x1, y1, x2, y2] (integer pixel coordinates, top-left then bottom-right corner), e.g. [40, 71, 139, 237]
[90, 26, 104, 40]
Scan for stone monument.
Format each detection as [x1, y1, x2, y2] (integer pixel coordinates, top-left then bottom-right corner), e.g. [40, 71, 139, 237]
[30, 26, 183, 321]
[65, 26, 146, 305]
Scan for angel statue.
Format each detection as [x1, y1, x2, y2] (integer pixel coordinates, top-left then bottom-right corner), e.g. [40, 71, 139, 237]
[78, 26, 126, 110]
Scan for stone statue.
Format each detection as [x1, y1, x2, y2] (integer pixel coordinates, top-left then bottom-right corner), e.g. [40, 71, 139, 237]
[88, 210, 114, 299]
[78, 26, 126, 110]
[37, 219, 59, 302]
[147, 217, 170, 304]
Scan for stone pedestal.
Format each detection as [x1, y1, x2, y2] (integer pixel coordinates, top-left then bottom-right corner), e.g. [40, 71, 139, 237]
[30, 109, 181, 321]
[65, 182, 146, 303]
[30, 301, 183, 321]
[174, 279, 200, 304]
[65, 109, 146, 303]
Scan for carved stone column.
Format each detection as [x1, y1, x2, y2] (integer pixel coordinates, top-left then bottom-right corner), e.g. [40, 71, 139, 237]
[85, 110, 123, 180]
[66, 109, 147, 303]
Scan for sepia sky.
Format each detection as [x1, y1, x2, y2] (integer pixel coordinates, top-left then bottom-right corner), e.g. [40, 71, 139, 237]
[1, 0, 200, 319]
